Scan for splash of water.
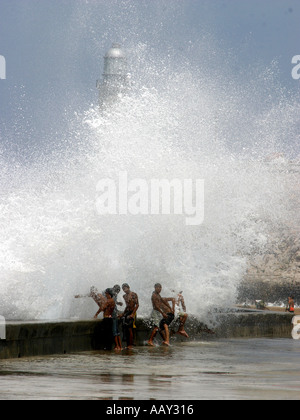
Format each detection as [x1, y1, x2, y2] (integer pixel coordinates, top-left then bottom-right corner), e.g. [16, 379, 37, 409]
[0, 41, 298, 321]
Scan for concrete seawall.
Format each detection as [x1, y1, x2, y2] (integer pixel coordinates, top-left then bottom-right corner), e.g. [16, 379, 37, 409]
[0, 310, 295, 360]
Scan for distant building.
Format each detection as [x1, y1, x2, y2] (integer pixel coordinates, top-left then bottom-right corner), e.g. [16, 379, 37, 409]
[97, 43, 129, 109]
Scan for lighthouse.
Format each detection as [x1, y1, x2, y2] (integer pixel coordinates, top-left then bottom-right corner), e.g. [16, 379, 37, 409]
[97, 43, 128, 109]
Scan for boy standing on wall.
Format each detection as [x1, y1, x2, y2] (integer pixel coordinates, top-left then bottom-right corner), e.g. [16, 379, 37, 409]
[120, 284, 139, 349]
[148, 283, 175, 347]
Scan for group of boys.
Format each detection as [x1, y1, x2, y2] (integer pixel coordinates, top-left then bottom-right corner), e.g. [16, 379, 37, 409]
[75, 283, 138, 350]
[75, 283, 189, 350]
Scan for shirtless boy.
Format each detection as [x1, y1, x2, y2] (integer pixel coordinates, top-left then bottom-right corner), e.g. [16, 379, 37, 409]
[120, 283, 139, 349]
[148, 283, 175, 347]
[93, 288, 116, 319]
[75, 286, 106, 318]
[95, 288, 116, 351]
[173, 290, 189, 338]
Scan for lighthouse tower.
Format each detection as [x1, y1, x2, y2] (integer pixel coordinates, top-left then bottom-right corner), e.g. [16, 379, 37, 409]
[97, 43, 128, 109]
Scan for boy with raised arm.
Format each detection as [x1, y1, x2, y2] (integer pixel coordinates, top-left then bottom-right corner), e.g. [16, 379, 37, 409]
[148, 283, 175, 347]
[74, 286, 106, 318]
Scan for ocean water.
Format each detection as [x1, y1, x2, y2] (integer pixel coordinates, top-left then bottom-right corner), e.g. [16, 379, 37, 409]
[0, 1, 299, 323]
[0, 52, 299, 322]
[0, 338, 300, 400]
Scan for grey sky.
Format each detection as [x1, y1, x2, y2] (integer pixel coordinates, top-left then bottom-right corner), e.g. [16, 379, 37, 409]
[0, 0, 299, 152]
